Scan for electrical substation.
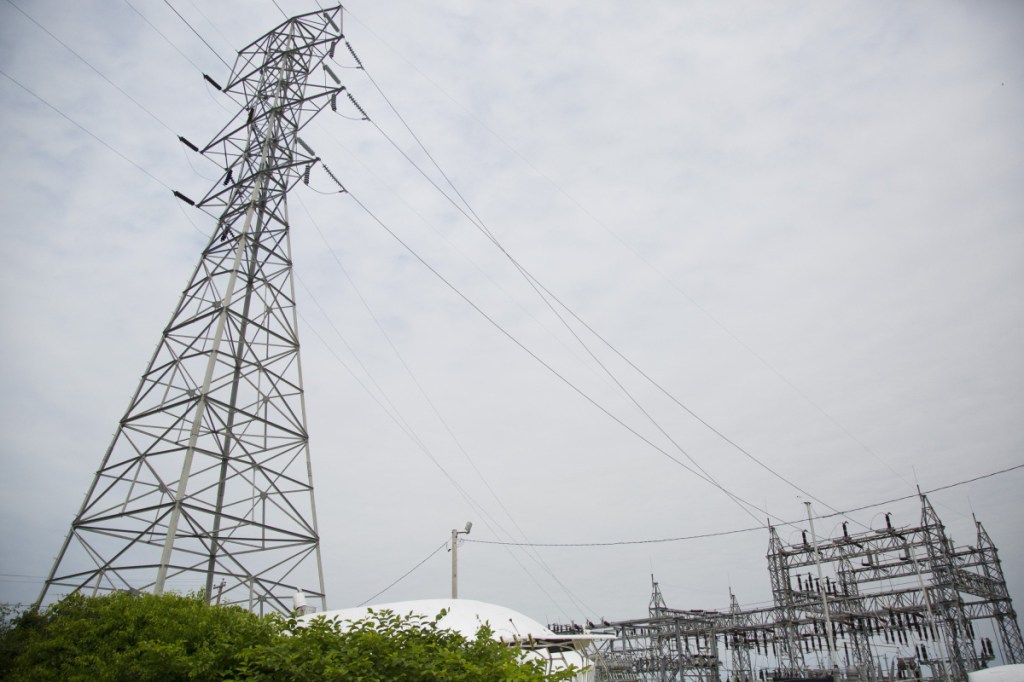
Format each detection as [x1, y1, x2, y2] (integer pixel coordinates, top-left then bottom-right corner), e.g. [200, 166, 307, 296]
[586, 496, 1022, 682]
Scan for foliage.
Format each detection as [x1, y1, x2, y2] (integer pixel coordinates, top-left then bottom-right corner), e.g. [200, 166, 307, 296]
[0, 591, 278, 681]
[0, 592, 579, 681]
[238, 608, 578, 681]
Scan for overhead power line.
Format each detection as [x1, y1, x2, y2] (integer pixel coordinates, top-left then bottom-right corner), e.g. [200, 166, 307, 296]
[341, 189, 782, 526]
[339, 4, 912, 502]
[161, 0, 232, 71]
[323, 48, 784, 526]
[463, 462, 1024, 547]
[0, 67, 172, 191]
[324, 31, 858, 530]
[5, 0, 176, 135]
[357, 540, 448, 607]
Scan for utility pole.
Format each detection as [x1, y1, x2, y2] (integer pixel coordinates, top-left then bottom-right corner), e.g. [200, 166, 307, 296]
[38, 6, 346, 614]
[451, 521, 472, 599]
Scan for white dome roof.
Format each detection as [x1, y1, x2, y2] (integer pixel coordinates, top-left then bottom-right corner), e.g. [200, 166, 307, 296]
[302, 598, 607, 647]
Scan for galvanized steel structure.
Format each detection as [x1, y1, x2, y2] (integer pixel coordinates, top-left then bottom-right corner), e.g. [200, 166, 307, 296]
[590, 495, 1022, 682]
[38, 6, 347, 614]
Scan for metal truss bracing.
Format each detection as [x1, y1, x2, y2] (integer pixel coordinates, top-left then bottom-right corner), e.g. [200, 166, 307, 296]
[39, 6, 346, 614]
[586, 496, 1023, 682]
[974, 521, 1024, 663]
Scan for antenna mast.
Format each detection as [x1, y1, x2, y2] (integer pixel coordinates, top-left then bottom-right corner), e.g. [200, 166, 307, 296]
[39, 6, 346, 614]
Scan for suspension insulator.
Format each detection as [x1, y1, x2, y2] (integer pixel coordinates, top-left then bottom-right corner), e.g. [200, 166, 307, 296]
[303, 164, 312, 185]
[223, 168, 233, 187]
[346, 40, 364, 69]
[172, 190, 196, 206]
[346, 91, 368, 119]
[178, 136, 199, 152]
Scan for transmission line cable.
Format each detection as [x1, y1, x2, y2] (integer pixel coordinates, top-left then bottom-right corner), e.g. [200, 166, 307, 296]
[343, 57, 769, 524]
[305, 166, 770, 607]
[518, 267, 852, 523]
[5, 0, 176, 136]
[463, 461, 1024, 547]
[357, 540, 448, 607]
[331, 52, 771, 514]
[345, 33, 878, 530]
[335, 52, 819, 527]
[161, 0, 232, 71]
[340, 5, 913, 498]
[308, 118, 622, 398]
[120, 0, 204, 72]
[292, 196, 595, 619]
[183, 0, 235, 51]
[329, 183, 783, 526]
[6, 0, 223, 189]
[295, 192, 608, 618]
[0, 67, 172, 192]
[293, 273, 586, 618]
[366, 128, 812, 524]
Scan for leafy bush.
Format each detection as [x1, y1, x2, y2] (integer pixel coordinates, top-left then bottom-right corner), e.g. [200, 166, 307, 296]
[0, 592, 578, 681]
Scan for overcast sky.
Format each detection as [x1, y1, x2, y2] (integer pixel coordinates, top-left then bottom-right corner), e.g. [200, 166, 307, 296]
[1, 0, 1022, 639]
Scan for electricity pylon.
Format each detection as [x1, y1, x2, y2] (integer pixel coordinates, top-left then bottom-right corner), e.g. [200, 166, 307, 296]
[39, 6, 346, 614]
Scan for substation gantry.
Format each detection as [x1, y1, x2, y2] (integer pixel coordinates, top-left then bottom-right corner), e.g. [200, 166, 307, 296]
[587, 495, 1023, 682]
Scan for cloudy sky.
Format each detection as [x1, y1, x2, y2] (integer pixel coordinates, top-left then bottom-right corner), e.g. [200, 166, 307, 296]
[1, 0, 1022, 637]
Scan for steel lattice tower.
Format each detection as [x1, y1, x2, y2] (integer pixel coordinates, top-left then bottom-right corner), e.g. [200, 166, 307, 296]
[39, 6, 346, 614]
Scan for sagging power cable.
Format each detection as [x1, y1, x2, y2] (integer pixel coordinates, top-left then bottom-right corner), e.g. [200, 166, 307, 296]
[336, 47, 836, 527]
[334, 181, 782, 525]
[341, 3, 916, 503]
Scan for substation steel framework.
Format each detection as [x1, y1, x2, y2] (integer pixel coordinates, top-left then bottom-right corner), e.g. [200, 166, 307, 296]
[38, 6, 347, 614]
[587, 496, 1023, 682]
